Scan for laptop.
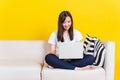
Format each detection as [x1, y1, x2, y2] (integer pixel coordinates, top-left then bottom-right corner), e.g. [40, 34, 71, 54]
[58, 42, 84, 59]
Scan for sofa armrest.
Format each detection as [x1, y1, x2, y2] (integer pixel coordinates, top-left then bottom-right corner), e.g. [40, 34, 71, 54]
[103, 41, 115, 80]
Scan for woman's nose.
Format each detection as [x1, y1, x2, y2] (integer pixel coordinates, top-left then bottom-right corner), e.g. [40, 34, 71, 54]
[65, 23, 69, 26]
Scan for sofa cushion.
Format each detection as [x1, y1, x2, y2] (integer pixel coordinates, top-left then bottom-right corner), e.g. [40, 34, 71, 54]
[0, 62, 41, 80]
[83, 34, 97, 55]
[42, 65, 105, 80]
[0, 40, 49, 64]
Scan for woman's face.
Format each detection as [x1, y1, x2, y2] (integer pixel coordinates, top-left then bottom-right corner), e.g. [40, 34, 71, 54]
[62, 16, 72, 31]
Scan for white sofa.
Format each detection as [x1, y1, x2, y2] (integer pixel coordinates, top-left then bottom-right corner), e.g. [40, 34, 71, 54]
[0, 40, 115, 80]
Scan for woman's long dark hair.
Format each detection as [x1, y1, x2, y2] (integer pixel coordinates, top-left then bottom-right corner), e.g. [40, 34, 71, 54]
[57, 11, 73, 42]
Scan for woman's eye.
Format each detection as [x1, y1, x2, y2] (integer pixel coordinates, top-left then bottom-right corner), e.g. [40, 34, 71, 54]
[68, 21, 71, 23]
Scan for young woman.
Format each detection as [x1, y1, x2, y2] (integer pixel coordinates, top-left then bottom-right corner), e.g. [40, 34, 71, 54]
[45, 11, 94, 70]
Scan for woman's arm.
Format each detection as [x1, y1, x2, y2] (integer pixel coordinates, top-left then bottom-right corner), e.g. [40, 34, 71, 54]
[49, 44, 56, 54]
[49, 44, 59, 57]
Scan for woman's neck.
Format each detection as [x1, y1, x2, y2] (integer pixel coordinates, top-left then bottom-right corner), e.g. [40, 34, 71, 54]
[64, 30, 68, 33]
[63, 30, 69, 37]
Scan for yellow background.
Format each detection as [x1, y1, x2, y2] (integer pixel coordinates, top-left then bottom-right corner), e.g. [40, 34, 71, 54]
[0, 0, 120, 79]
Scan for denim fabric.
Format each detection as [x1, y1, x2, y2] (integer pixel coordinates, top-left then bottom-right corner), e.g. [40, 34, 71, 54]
[45, 54, 94, 70]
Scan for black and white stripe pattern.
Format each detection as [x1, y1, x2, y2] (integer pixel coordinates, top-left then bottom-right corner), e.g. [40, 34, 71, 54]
[83, 34, 106, 67]
[83, 34, 97, 55]
[93, 40, 106, 67]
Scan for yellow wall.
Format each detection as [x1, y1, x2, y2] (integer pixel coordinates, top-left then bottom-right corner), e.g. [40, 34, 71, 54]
[0, 0, 120, 79]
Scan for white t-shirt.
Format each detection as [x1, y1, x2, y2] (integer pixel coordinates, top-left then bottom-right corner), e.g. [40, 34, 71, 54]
[48, 29, 83, 54]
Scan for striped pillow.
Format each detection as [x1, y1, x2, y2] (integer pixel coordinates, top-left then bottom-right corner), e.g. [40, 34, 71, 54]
[83, 34, 106, 67]
[93, 40, 106, 67]
[83, 34, 97, 55]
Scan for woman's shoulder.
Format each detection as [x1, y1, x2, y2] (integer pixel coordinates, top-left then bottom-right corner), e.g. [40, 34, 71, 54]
[50, 31, 57, 35]
[73, 29, 83, 40]
[74, 29, 83, 36]
[73, 29, 81, 33]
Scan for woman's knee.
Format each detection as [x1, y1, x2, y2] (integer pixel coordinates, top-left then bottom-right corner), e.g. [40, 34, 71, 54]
[45, 54, 53, 60]
[89, 55, 95, 62]
[85, 55, 95, 64]
[45, 54, 56, 62]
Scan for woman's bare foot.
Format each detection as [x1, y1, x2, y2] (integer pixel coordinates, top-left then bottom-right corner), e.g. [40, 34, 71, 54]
[47, 65, 54, 69]
[75, 65, 93, 70]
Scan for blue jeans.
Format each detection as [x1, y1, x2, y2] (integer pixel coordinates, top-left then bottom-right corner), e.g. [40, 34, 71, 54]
[45, 54, 95, 70]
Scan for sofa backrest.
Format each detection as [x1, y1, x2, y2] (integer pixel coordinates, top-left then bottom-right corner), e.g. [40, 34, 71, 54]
[0, 40, 115, 69]
[0, 40, 49, 64]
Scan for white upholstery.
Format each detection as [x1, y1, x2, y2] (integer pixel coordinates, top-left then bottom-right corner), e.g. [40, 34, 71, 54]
[0, 40, 48, 64]
[0, 40, 48, 80]
[42, 65, 105, 80]
[0, 40, 115, 80]
[103, 41, 115, 80]
[0, 62, 41, 80]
